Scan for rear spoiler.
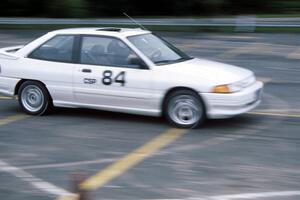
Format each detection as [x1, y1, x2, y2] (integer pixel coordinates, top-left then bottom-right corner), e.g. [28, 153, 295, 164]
[0, 45, 24, 60]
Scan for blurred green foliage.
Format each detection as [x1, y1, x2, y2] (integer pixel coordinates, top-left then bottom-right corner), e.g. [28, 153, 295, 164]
[1, 0, 300, 17]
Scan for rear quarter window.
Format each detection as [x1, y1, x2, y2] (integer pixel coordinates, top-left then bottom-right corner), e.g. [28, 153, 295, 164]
[28, 35, 75, 63]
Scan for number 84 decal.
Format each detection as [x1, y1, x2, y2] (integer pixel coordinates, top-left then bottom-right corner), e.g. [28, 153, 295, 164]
[102, 70, 126, 86]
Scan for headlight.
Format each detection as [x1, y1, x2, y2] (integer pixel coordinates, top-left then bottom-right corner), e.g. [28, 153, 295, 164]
[213, 75, 256, 93]
[228, 82, 244, 92]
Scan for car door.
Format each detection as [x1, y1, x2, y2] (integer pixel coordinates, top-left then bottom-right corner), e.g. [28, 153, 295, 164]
[73, 35, 154, 113]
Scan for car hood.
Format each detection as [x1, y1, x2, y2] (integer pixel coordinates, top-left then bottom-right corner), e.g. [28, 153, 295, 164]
[161, 58, 253, 85]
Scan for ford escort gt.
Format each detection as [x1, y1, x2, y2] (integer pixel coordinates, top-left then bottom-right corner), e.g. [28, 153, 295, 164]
[0, 28, 263, 128]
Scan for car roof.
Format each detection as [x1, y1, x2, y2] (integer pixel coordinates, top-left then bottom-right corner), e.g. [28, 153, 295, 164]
[49, 27, 151, 37]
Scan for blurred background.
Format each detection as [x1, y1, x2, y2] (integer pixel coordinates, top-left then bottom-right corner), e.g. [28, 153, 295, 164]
[1, 0, 300, 18]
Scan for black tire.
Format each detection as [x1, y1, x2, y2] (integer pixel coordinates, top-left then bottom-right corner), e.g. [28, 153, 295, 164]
[164, 90, 206, 128]
[18, 81, 52, 115]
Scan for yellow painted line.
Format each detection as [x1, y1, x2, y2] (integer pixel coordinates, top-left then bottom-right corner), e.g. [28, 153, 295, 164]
[82, 128, 187, 190]
[248, 111, 300, 118]
[287, 47, 300, 59]
[0, 96, 12, 100]
[57, 195, 78, 200]
[176, 44, 204, 50]
[217, 35, 257, 40]
[182, 44, 202, 48]
[218, 43, 272, 59]
[0, 114, 30, 126]
[57, 128, 187, 200]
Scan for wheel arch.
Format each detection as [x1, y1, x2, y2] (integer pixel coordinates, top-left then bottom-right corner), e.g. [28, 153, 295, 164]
[14, 79, 53, 101]
[161, 86, 207, 116]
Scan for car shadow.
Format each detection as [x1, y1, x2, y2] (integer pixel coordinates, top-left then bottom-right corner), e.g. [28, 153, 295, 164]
[51, 107, 165, 125]
[0, 99, 262, 130]
[50, 107, 260, 130]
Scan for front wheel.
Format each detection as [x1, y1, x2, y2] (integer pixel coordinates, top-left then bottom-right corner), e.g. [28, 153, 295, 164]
[164, 90, 206, 128]
[18, 81, 52, 115]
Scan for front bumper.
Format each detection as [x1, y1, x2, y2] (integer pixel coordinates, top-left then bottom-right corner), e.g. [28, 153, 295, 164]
[201, 81, 263, 119]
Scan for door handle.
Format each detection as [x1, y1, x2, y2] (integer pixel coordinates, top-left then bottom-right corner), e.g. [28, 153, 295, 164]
[82, 69, 92, 73]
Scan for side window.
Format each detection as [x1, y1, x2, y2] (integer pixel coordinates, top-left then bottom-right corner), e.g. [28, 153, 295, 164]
[29, 35, 74, 62]
[80, 36, 142, 68]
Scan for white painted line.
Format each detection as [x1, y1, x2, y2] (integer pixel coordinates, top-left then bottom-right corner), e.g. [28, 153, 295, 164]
[0, 159, 74, 197]
[206, 191, 300, 200]
[151, 191, 300, 200]
[20, 158, 118, 170]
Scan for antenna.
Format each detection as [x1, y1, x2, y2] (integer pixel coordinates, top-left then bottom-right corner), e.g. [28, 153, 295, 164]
[123, 12, 147, 30]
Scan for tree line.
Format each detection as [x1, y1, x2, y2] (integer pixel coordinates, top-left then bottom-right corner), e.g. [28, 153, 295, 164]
[1, 0, 300, 17]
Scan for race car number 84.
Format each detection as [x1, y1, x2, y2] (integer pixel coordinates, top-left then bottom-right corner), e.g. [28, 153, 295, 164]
[102, 70, 126, 86]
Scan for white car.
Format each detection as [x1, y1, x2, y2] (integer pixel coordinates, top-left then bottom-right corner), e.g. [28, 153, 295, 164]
[0, 28, 263, 128]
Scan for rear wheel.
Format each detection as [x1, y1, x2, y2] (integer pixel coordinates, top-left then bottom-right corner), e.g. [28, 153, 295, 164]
[164, 90, 206, 128]
[18, 81, 51, 115]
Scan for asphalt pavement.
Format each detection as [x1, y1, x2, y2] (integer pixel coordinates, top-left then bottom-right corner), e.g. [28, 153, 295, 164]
[0, 30, 299, 200]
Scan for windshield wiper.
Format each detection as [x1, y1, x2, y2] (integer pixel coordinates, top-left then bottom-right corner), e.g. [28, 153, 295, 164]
[155, 57, 191, 65]
[154, 59, 175, 64]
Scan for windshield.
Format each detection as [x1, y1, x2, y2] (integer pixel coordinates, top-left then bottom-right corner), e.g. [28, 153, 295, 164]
[128, 33, 192, 65]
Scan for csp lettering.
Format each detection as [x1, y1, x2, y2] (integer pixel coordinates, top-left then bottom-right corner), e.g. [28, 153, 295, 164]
[84, 78, 96, 84]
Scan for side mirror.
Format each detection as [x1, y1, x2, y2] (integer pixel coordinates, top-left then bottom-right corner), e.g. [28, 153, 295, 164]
[129, 56, 148, 69]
